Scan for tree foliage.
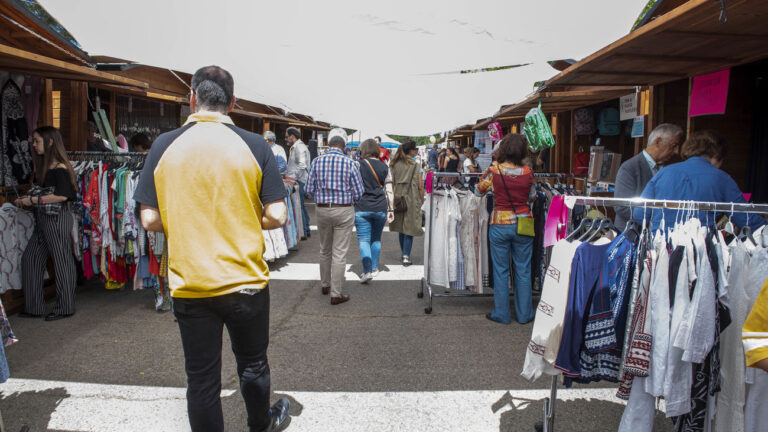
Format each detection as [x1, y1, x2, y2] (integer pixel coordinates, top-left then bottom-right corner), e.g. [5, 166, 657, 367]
[387, 134, 441, 146]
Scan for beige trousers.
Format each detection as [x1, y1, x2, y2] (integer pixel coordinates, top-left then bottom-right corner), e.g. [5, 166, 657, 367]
[316, 206, 355, 297]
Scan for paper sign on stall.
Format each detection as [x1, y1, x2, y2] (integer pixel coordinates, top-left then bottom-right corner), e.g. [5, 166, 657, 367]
[619, 94, 637, 121]
[689, 69, 730, 117]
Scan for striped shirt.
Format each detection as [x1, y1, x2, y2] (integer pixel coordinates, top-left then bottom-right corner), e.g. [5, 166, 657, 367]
[305, 148, 364, 205]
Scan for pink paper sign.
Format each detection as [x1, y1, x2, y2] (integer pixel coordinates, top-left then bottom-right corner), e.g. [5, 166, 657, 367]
[689, 69, 730, 117]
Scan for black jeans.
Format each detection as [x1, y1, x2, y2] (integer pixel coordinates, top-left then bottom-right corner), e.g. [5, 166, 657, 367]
[173, 287, 271, 432]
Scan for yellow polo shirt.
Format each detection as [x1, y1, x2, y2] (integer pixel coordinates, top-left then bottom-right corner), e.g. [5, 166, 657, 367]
[133, 111, 286, 298]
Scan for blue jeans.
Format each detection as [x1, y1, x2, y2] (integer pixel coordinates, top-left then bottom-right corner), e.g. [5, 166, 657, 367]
[398, 233, 413, 258]
[354, 211, 387, 273]
[489, 224, 533, 324]
[298, 181, 311, 237]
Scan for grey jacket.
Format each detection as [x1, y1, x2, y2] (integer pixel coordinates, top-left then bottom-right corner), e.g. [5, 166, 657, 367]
[614, 152, 654, 230]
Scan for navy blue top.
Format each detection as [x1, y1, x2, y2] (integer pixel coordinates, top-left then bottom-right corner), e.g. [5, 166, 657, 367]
[632, 157, 765, 232]
[427, 149, 439, 167]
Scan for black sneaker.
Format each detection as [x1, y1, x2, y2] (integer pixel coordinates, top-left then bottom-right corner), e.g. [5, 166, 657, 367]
[259, 397, 291, 432]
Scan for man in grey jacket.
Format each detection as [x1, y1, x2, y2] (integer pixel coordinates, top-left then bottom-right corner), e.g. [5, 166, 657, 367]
[614, 123, 684, 230]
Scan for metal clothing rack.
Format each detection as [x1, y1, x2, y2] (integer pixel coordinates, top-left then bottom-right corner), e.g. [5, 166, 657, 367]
[536, 195, 768, 432]
[67, 151, 148, 158]
[420, 172, 492, 314]
[419, 171, 573, 314]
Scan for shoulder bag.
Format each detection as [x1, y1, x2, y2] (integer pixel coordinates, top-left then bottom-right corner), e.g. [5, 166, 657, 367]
[497, 168, 535, 237]
[363, 159, 383, 188]
[393, 164, 415, 214]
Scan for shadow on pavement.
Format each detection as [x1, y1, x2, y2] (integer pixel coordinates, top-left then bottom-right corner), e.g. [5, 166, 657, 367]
[491, 391, 674, 432]
[0, 388, 69, 431]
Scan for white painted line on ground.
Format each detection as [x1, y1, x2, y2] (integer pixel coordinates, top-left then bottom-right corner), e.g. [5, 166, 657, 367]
[276, 388, 646, 432]
[268, 263, 423, 281]
[0, 378, 654, 432]
[309, 225, 391, 233]
[0, 378, 235, 432]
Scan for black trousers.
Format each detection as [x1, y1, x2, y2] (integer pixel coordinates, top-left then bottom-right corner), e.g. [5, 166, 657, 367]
[22, 210, 77, 315]
[173, 287, 271, 432]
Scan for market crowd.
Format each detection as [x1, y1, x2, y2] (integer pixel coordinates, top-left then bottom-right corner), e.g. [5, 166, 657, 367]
[8, 64, 768, 432]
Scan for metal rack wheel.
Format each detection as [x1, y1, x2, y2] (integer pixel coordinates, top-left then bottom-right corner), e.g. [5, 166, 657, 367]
[424, 307, 432, 314]
[417, 291, 424, 298]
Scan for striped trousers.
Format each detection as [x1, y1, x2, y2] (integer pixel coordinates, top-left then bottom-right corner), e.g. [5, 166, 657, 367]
[22, 210, 77, 316]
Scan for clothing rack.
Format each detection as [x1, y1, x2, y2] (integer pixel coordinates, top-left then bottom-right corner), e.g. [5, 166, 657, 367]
[67, 151, 147, 158]
[420, 172, 492, 314]
[536, 195, 768, 432]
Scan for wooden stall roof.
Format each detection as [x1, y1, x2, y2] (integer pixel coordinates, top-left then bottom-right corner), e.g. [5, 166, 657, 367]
[0, 0, 92, 65]
[93, 56, 190, 98]
[546, 0, 768, 87]
[0, 44, 147, 88]
[473, 86, 633, 130]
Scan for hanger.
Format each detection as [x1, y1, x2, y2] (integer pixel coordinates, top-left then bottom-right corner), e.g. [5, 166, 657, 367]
[739, 225, 757, 246]
[566, 217, 593, 242]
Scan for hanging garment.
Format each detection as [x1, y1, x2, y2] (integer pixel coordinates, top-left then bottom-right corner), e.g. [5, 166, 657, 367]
[1, 80, 33, 185]
[715, 239, 751, 432]
[425, 191, 461, 287]
[580, 233, 637, 384]
[521, 238, 583, 382]
[457, 191, 479, 288]
[477, 194, 491, 292]
[744, 246, 768, 432]
[555, 240, 613, 384]
[645, 231, 671, 397]
[543, 195, 568, 248]
[0, 203, 34, 293]
[664, 242, 694, 417]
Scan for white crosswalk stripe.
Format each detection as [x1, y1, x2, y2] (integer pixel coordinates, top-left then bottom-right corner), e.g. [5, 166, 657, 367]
[309, 225, 391, 233]
[268, 263, 423, 281]
[0, 378, 644, 432]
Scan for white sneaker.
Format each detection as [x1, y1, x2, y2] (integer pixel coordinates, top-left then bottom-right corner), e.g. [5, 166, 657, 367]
[370, 270, 379, 278]
[360, 273, 373, 284]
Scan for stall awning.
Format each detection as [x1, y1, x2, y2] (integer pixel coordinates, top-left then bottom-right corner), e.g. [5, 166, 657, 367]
[0, 44, 147, 88]
[473, 87, 634, 130]
[546, 0, 768, 87]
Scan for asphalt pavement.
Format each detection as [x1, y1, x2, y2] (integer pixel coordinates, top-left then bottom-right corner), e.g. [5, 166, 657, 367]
[0, 202, 673, 431]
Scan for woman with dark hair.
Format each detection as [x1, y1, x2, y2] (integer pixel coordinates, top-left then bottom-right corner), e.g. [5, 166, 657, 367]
[443, 147, 460, 173]
[634, 130, 765, 232]
[389, 139, 425, 266]
[355, 139, 395, 283]
[14, 126, 78, 321]
[478, 134, 535, 324]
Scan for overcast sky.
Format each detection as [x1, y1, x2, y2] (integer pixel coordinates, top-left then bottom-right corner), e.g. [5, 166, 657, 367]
[41, 0, 648, 136]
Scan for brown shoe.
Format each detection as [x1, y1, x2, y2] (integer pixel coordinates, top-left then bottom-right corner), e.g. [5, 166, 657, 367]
[330, 295, 350, 305]
[321, 286, 330, 295]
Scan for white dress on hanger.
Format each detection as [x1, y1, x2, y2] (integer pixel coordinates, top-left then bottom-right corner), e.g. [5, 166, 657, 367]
[521, 238, 583, 382]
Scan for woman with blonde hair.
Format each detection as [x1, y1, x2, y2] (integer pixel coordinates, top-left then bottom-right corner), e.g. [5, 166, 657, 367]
[15, 126, 78, 321]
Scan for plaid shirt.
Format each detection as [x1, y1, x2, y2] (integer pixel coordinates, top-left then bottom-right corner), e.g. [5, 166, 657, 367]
[305, 148, 364, 205]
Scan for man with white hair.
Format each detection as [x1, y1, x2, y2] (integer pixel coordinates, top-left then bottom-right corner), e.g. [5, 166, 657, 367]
[614, 123, 684, 230]
[264, 131, 287, 174]
[305, 128, 364, 305]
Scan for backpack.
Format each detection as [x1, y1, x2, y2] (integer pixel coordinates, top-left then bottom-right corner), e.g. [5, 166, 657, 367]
[597, 107, 621, 136]
[573, 108, 595, 136]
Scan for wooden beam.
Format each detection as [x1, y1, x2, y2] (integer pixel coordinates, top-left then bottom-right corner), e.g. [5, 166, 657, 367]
[612, 53, 738, 64]
[569, 110, 575, 173]
[0, 44, 148, 88]
[579, 70, 684, 78]
[663, 30, 768, 42]
[109, 90, 116, 134]
[42, 79, 53, 127]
